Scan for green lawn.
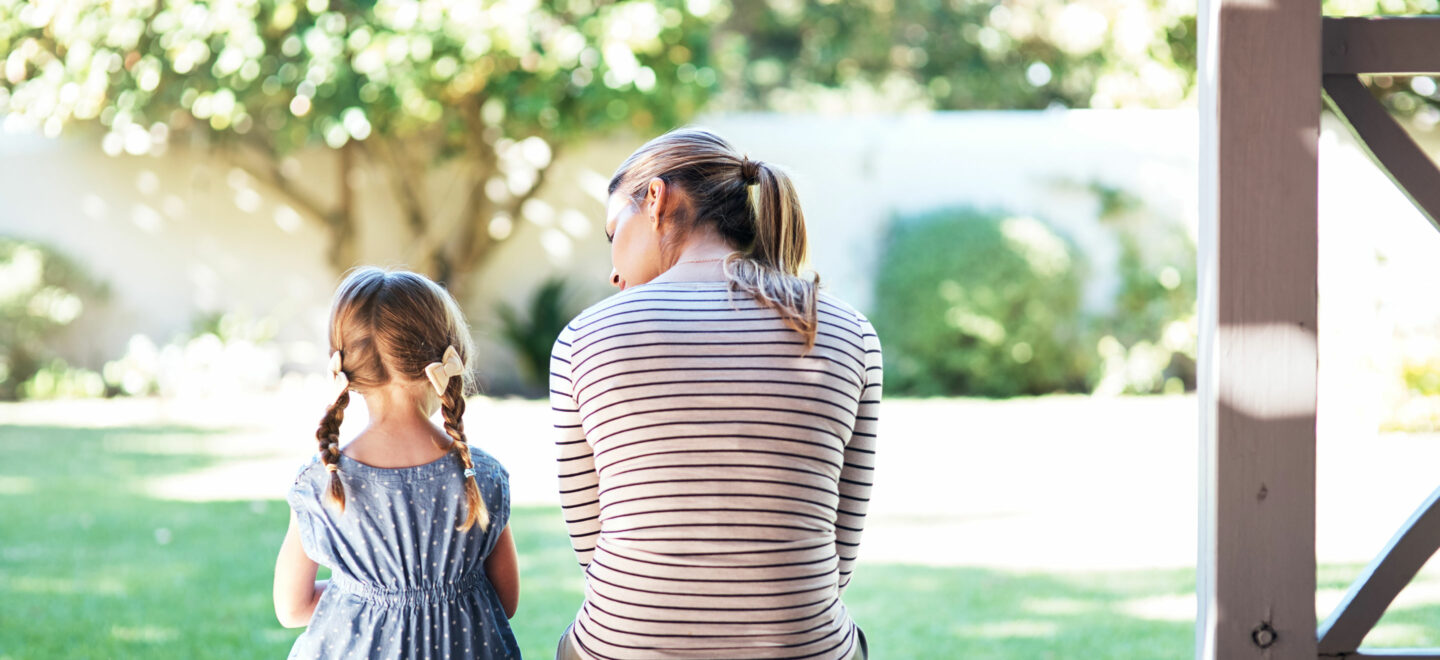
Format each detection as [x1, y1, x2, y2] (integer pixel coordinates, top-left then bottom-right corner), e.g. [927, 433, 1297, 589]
[0, 421, 1426, 659]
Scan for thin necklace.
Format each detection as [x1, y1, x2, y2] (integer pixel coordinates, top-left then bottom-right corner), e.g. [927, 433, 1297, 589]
[674, 257, 724, 266]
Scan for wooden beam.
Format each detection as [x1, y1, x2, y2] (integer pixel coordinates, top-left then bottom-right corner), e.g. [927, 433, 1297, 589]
[1317, 486, 1440, 656]
[1323, 17, 1440, 74]
[1323, 74, 1440, 234]
[1197, 1, 1320, 659]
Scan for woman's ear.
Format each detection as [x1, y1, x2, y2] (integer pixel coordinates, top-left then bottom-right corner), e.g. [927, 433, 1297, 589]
[647, 178, 667, 232]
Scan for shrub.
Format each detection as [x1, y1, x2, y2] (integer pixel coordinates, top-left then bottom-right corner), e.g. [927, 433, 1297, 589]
[0, 237, 108, 400]
[871, 208, 1098, 397]
[496, 277, 579, 392]
[101, 312, 283, 398]
[1089, 184, 1198, 395]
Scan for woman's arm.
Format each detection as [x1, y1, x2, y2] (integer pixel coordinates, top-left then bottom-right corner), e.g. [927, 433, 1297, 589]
[836, 322, 883, 595]
[484, 524, 520, 618]
[273, 510, 327, 628]
[551, 332, 602, 568]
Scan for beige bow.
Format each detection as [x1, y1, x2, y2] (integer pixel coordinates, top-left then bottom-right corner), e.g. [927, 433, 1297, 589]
[424, 346, 464, 395]
[328, 350, 349, 398]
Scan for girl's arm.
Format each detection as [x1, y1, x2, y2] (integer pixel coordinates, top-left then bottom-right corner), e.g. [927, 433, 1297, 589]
[484, 524, 520, 618]
[273, 510, 327, 628]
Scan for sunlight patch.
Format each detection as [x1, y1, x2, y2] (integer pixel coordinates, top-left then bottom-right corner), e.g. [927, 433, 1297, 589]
[143, 456, 299, 502]
[0, 476, 34, 495]
[1117, 593, 1195, 622]
[1316, 587, 1348, 619]
[1022, 597, 1098, 616]
[1365, 623, 1432, 647]
[1387, 576, 1440, 611]
[954, 620, 1059, 639]
[10, 575, 126, 596]
[110, 625, 178, 643]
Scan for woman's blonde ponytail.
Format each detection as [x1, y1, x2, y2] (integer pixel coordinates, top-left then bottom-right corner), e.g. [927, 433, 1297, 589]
[608, 129, 821, 349]
[729, 158, 820, 348]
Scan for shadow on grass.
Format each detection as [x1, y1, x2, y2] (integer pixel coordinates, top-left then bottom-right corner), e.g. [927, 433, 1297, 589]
[2, 423, 1201, 659]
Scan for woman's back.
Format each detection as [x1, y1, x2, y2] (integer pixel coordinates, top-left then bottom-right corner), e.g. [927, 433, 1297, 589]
[551, 281, 882, 659]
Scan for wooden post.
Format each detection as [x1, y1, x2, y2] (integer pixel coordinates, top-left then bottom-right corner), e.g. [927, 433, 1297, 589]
[1197, 2, 1320, 659]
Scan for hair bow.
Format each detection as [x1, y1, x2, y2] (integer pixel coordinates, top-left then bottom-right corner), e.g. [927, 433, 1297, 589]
[329, 350, 349, 398]
[424, 346, 464, 396]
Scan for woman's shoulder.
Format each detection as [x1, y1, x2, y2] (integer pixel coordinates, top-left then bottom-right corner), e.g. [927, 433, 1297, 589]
[817, 290, 875, 329]
[558, 283, 704, 341]
[567, 282, 699, 319]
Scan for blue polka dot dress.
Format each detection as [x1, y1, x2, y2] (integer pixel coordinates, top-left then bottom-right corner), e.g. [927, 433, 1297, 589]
[285, 445, 520, 659]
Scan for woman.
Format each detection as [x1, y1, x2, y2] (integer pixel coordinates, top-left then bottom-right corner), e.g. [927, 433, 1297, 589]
[549, 128, 881, 659]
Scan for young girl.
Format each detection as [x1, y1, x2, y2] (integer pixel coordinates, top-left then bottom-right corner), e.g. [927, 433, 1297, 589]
[273, 266, 521, 659]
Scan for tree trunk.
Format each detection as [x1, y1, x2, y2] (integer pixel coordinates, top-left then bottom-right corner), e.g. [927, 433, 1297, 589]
[326, 141, 359, 272]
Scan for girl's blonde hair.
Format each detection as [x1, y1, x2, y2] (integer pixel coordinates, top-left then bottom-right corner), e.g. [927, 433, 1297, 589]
[609, 127, 820, 348]
[316, 266, 488, 531]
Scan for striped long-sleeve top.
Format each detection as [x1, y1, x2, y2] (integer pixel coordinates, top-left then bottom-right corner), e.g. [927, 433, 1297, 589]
[549, 280, 882, 660]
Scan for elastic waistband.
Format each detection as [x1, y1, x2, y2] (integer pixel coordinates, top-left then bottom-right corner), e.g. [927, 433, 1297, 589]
[331, 571, 487, 607]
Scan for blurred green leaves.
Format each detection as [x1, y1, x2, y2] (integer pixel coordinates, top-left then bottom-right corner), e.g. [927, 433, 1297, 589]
[873, 208, 1096, 398]
[0, 0, 724, 298]
[496, 276, 577, 391]
[0, 237, 108, 400]
[0, 0, 714, 154]
[871, 190, 1197, 399]
[719, 0, 1197, 112]
[1321, 0, 1440, 129]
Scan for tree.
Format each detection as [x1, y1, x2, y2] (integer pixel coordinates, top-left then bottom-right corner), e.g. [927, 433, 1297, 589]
[713, 0, 1197, 112]
[1, 0, 1235, 303]
[0, 0, 715, 300]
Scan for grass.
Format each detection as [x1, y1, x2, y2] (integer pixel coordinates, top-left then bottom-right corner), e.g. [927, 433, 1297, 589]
[0, 421, 1432, 659]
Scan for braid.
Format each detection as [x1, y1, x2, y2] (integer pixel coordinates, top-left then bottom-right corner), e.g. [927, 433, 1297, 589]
[443, 378, 488, 531]
[315, 388, 350, 512]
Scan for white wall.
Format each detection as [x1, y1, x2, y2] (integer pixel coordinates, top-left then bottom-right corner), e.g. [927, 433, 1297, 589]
[6, 109, 1425, 410]
[703, 110, 1200, 313]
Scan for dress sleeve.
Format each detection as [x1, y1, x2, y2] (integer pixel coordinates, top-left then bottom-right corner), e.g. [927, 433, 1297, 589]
[479, 456, 512, 556]
[550, 327, 600, 569]
[837, 317, 882, 595]
[285, 454, 329, 566]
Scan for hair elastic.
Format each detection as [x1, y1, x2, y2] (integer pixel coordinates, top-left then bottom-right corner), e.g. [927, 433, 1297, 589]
[739, 156, 761, 185]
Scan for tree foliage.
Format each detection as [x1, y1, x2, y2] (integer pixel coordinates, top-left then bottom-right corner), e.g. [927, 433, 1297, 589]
[0, 0, 1222, 302]
[719, 0, 1196, 112]
[0, 0, 716, 299]
[1323, 0, 1440, 129]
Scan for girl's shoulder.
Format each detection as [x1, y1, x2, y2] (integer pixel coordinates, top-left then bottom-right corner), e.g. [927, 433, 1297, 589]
[292, 451, 323, 483]
[464, 445, 508, 483]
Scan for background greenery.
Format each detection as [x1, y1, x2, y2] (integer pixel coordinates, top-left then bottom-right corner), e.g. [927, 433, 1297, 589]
[0, 238, 109, 400]
[0, 0, 1206, 302]
[6, 419, 1440, 658]
[871, 187, 1196, 398]
[873, 208, 1095, 398]
[0, 422, 1200, 658]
